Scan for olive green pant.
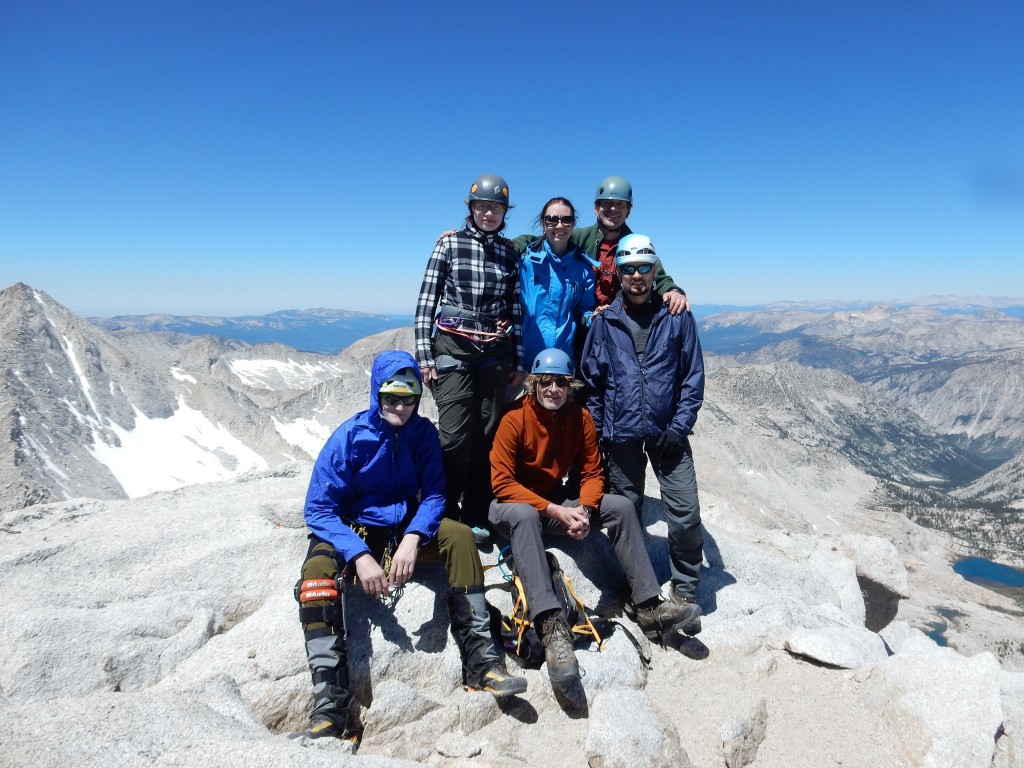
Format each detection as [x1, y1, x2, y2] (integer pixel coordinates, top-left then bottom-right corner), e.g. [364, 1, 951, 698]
[297, 518, 488, 726]
[300, 517, 486, 596]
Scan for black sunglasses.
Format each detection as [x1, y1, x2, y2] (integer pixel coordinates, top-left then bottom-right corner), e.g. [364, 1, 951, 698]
[619, 263, 654, 275]
[543, 215, 575, 227]
[538, 375, 572, 388]
[381, 394, 418, 406]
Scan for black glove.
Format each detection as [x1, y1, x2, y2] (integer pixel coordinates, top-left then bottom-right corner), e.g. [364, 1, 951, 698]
[655, 430, 685, 463]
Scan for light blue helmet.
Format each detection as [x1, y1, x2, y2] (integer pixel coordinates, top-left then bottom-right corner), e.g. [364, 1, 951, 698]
[615, 233, 657, 266]
[531, 348, 574, 376]
[595, 175, 632, 203]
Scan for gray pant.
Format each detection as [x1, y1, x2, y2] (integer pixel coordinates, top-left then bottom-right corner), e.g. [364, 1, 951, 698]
[488, 492, 661, 620]
[606, 437, 703, 597]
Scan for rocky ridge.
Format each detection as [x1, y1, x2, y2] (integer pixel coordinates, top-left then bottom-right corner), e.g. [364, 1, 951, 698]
[1, 459, 1021, 767]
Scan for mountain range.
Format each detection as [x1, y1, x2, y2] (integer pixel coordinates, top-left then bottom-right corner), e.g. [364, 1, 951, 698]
[90, 307, 415, 354]
[4, 281, 1024, 766]
[4, 281, 1023, 564]
[3, 281, 1024, 766]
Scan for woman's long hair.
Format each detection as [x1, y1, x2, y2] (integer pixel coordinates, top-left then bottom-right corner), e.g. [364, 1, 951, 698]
[531, 197, 578, 232]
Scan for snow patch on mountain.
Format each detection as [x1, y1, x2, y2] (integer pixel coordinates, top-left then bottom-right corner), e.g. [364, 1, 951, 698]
[227, 358, 349, 391]
[170, 367, 197, 384]
[272, 415, 332, 458]
[90, 397, 268, 496]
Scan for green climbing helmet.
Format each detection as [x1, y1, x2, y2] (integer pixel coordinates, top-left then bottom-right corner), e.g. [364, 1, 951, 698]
[594, 175, 633, 203]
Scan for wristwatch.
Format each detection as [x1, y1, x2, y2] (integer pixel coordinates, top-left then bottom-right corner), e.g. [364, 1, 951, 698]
[582, 505, 597, 519]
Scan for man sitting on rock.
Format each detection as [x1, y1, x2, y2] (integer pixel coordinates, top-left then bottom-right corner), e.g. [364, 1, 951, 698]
[488, 348, 692, 689]
[292, 349, 526, 741]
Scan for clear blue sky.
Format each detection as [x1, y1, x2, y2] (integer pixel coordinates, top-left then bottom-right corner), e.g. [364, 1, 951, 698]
[2, 1, 1022, 316]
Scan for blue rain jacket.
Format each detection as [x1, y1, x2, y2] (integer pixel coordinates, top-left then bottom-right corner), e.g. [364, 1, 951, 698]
[519, 239, 597, 365]
[581, 295, 705, 443]
[303, 350, 446, 562]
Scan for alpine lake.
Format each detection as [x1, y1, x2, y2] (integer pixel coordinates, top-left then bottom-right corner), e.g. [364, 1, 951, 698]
[925, 556, 1024, 647]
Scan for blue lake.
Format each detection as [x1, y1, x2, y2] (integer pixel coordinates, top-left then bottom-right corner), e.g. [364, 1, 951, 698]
[953, 556, 1024, 588]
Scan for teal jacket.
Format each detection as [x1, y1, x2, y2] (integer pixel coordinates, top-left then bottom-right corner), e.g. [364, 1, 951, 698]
[512, 222, 684, 302]
[518, 238, 597, 365]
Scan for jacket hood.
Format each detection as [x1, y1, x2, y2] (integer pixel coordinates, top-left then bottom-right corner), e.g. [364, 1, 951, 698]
[369, 350, 423, 412]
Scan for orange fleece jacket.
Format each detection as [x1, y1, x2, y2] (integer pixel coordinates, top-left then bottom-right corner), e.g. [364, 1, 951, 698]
[490, 395, 604, 512]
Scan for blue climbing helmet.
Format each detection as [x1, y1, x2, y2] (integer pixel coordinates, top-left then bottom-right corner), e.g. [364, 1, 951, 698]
[531, 348, 574, 377]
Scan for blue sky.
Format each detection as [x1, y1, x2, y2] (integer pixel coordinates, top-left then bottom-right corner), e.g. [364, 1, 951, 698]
[2, 1, 1022, 316]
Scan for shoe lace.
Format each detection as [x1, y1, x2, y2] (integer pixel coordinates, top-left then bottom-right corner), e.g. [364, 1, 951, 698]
[541, 616, 573, 662]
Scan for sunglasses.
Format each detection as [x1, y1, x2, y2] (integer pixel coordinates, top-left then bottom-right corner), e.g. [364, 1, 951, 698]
[538, 375, 572, 389]
[381, 394, 418, 407]
[618, 263, 654, 275]
[543, 215, 575, 227]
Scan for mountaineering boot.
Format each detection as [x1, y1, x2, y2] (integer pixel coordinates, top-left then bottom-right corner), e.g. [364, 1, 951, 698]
[293, 566, 360, 741]
[288, 718, 358, 743]
[635, 597, 700, 640]
[290, 616, 360, 740]
[538, 609, 580, 684]
[477, 666, 529, 697]
[448, 587, 528, 698]
[669, 587, 703, 636]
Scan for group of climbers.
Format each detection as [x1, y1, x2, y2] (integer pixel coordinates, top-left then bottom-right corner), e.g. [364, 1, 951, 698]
[290, 175, 706, 741]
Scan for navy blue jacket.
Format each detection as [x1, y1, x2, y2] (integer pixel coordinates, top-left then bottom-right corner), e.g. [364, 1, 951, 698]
[303, 350, 446, 562]
[581, 295, 705, 443]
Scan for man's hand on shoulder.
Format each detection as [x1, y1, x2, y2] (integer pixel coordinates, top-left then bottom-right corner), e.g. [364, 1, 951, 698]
[663, 290, 690, 315]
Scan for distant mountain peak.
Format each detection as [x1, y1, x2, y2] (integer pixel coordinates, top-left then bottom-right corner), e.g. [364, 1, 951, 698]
[89, 306, 414, 355]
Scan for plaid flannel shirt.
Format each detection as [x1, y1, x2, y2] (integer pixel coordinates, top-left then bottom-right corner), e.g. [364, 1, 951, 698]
[414, 222, 523, 370]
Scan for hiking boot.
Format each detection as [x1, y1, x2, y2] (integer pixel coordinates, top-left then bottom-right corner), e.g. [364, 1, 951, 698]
[538, 610, 580, 684]
[635, 598, 700, 640]
[669, 588, 703, 636]
[471, 665, 528, 698]
[287, 718, 358, 743]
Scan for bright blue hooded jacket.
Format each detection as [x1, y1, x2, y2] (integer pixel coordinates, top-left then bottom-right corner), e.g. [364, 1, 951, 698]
[519, 239, 597, 366]
[581, 295, 705, 443]
[303, 350, 446, 562]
